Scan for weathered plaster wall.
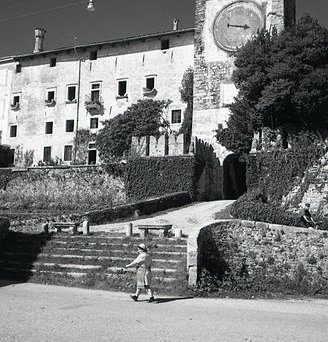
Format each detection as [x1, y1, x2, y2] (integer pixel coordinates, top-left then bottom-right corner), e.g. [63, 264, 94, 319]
[3, 31, 194, 164]
[188, 219, 328, 294]
[0, 60, 14, 144]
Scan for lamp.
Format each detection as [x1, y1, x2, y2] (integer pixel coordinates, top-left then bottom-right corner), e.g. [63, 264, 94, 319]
[87, 0, 95, 11]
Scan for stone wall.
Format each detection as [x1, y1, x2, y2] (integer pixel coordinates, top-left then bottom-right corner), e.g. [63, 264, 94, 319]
[188, 219, 328, 294]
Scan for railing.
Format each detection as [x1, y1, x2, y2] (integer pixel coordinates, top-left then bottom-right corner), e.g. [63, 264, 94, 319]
[84, 94, 104, 114]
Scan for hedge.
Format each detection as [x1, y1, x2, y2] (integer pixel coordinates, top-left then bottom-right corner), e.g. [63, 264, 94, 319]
[0, 145, 14, 167]
[85, 192, 191, 225]
[125, 156, 196, 201]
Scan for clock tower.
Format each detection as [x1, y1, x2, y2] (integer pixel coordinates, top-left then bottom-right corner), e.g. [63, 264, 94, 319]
[192, 0, 296, 162]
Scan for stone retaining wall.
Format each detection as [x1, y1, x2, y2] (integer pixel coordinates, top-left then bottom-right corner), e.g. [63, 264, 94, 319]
[188, 220, 328, 294]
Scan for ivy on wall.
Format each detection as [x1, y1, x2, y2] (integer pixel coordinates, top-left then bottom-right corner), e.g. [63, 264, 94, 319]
[125, 156, 196, 201]
[232, 133, 326, 225]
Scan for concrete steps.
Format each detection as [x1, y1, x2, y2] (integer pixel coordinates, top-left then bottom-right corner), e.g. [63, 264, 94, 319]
[0, 230, 188, 294]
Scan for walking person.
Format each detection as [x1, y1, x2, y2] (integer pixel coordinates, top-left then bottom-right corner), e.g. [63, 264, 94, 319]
[125, 243, 155, 303]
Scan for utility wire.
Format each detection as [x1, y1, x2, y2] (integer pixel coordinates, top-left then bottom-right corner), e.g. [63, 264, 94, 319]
[0, 0, 93, 24]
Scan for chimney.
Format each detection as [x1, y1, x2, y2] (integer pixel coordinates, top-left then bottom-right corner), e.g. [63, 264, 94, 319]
[33, 28, 46, 53]
[172, 19, 179, 31]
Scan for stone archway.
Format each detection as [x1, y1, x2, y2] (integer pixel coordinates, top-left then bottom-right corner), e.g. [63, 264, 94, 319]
[223, 154, 247, 200]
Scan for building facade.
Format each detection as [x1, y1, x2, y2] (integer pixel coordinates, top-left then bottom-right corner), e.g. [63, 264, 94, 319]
[0, 27, 194, 165]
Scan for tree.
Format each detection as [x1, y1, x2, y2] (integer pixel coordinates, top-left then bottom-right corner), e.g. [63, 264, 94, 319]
[96, 99, 170, 162]
[179, 67, 193, 153]
[217, 15, 328, 154]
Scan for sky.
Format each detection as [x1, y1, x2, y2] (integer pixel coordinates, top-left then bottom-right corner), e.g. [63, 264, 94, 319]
[0, 0, 327, 57]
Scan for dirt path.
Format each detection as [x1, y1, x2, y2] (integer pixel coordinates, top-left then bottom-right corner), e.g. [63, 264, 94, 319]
[91, 200, 234, 236]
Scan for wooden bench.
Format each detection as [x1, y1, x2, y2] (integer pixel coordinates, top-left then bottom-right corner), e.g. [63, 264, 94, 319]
[49, 221, 80, 234]
[136, 224, 172, 238]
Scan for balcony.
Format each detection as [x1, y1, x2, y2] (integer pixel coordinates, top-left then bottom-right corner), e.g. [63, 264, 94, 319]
[45, 99, 56, 107]
[85, 95, 104, 115]
[143, 87, 157, 97]
[10, 102, 20, 111]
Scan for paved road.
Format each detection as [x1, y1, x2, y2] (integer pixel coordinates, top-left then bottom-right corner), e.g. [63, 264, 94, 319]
[0, 283, 327, 342]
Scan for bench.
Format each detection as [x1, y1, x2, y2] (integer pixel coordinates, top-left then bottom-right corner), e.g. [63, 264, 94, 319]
[136, 224, 172, 238]
[49, 221, 80, 234]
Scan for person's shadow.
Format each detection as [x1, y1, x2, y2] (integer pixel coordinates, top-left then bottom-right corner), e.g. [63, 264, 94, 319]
[151, 296, 193, 304]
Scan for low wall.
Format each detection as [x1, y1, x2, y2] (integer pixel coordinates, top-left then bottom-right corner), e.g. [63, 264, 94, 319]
[85, 192, 191, 225]
[188, 220, 328, 295]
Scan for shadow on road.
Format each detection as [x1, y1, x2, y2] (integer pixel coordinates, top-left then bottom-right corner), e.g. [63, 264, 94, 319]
[153, 296, 194, 304]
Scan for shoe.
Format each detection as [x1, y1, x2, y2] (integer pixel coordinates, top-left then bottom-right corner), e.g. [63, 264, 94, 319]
[130, 295, 138, 301]
[148, 297, 155, 303]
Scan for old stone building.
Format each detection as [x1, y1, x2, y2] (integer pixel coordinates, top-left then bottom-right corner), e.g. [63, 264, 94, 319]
[0, 25, 194, 165]
[0, 0, 295, 176]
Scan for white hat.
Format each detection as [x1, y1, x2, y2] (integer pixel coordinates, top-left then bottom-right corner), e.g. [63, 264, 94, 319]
[138, 243, 147, 252]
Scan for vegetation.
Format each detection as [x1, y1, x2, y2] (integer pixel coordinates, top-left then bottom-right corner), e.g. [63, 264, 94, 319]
[217, 15, 328, 154]
[179, 67, 193, 153]
[0, 145, 14, 167]
[96, 99, 170, 162]
[73, 129, 96, 165]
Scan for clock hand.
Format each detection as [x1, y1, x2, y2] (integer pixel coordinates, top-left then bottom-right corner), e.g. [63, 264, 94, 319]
[227, 23, 250, 30]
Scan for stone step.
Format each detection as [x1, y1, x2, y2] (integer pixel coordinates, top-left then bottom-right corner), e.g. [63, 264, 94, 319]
[0, 261, 178, 275]
[0, 267, 177, 283]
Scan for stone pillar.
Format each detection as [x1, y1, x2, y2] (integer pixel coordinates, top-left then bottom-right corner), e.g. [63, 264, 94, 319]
[42, 222, 49, 234]
[175, 228, 182, 239]
[126, 222, 133, 237]
[82, 220, 90, 235]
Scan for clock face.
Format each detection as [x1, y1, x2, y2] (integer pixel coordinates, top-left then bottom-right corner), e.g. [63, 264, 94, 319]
[213, 1, 265, 52]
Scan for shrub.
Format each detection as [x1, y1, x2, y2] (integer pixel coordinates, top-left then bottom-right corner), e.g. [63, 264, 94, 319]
[231, 190, 299, 226]
[126, 156, 196, 201]
[0, 145, 14, 167]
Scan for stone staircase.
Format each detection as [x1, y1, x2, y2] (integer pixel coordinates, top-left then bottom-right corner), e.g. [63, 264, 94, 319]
[0, 231, 188, 295]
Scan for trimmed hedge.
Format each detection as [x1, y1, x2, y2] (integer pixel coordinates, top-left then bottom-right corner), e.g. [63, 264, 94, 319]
[0, 145, 14, 167]
[85, 192, 191, 225]
[126, 156, 196, 201]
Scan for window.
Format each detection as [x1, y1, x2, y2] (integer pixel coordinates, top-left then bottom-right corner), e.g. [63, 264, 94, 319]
[146, 77, 155, 91]
[10, 125, 17, 137]
[43, 147, 51, 163]
[50, 58, 56, 67]
[91, 83, 101, 101]
[45, 122, 53, 134]
[15, 64, 21, 73]
[90, 118, 99, 129]
[64, 145, 73, 162]
[12, 94, 20, 106]
[89, 50, 97, 60]
[66, 120, 74, 132]
[161, 39, 170, 50]
[118, 80, 127, 97]
[46, 89, 55, 102]
[67, 85, 77, 102]
[88, 143, 97, 165]
[171, 109, 182, 124]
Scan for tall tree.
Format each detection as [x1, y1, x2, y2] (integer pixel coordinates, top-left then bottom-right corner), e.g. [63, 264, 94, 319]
[179, 67, 193, 153]
[217, 15, 328, 154]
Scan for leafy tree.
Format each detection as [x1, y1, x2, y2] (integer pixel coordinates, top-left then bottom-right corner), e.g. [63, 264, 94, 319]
[217, 15, 328, 154]
[96, 99, 170, 162]
[179, 67, 193, 153]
